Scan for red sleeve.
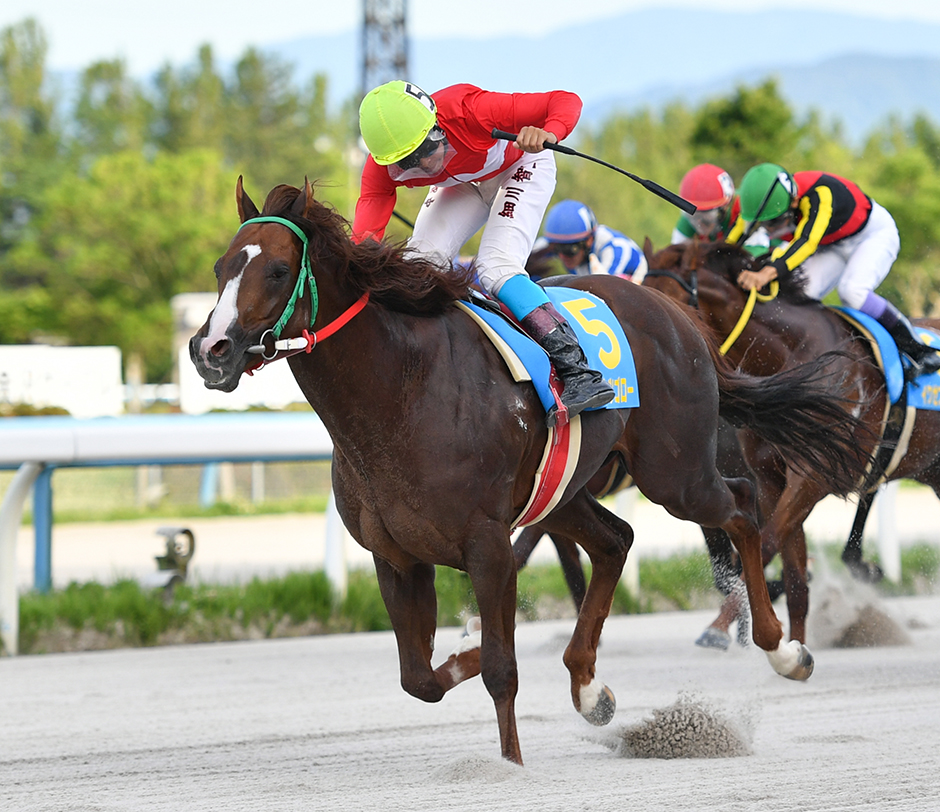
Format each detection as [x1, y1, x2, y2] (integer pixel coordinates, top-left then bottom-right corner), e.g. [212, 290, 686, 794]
[351, 156, 398, 243]
[454, 87, 582, 145]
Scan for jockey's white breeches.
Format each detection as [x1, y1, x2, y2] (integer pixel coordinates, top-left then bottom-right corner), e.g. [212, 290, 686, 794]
[408, 151, 557, 295]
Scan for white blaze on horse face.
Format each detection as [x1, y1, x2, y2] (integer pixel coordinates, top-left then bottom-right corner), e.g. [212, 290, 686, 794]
[199, 245, 261, 358]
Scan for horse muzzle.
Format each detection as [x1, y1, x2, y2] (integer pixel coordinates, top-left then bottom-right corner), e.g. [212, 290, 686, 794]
[188, 332, 249, 392]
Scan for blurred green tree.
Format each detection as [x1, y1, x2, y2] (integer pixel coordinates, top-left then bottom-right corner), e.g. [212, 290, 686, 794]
[72, 58, 153, 157]
[0, 18, 66, 257]
[3, 149, 233, 379]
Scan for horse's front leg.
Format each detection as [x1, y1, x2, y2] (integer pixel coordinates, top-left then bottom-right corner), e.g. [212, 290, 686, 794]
[841, 490, 884, 583]
[694, 526, 746, 650]
[513, 526, 586, 611]
[465, 526, 523, 765]
[540, 493, 631, 726]
[373, 556, 481, 705]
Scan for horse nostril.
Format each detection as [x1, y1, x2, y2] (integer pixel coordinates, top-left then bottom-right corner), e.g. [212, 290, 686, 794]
[209, 338, 231, 358]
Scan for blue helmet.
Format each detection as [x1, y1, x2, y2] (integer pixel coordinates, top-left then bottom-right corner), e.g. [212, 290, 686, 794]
[543, 200, 597, 243]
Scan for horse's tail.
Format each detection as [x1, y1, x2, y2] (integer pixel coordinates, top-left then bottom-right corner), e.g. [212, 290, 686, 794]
[709, 342, 873, 497]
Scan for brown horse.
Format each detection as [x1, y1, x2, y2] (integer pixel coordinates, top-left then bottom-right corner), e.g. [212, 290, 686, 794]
[190, 179, 866, 764]
[643, 239, 940, 644]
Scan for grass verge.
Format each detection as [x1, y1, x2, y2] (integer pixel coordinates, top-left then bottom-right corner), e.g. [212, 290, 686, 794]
[12, 543, 937, 656]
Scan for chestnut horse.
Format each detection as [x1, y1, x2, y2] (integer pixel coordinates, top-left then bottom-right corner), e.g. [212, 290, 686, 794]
[190, 180, 866, 764]
[643, 239, 940, 644]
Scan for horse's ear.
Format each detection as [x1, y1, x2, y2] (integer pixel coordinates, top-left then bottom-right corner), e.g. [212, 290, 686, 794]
[236, 175, 260, 223]
[642, 236, 654, 263]
[294, 176, 316, 219]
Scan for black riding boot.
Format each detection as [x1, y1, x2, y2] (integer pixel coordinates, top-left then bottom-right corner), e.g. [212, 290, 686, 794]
[879, 305, 940, 381]
[521, 303, 615, 426]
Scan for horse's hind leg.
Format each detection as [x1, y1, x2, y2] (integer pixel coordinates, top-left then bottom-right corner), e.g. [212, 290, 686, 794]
[719, 476, 814, 679]
[539, 492, 631, 725]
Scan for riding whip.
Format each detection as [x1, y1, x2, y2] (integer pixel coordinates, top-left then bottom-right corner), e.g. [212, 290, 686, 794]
[491, 129, 696, 215]
[392, 209, 415, 230]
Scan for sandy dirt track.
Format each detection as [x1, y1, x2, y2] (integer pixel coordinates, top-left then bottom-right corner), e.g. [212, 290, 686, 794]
[1, 594, 938, 811]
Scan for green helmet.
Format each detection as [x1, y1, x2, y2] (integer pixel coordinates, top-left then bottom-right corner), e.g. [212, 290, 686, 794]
[739, 163, 797, 221]
[359, 80, 437, 165]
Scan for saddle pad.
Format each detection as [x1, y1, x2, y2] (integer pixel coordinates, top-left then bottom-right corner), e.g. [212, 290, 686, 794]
[545, 287, 640, 409]
[459, 290, 639, 413]
[455, 300, 584, 529]
[456, 300, 553, 411]
[832, 307, 904, 402]
[905, 329, 940, 410]
[833, 307, 940, 409]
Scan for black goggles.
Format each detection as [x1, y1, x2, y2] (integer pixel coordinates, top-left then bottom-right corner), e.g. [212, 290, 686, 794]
[553, 241, 589, 257]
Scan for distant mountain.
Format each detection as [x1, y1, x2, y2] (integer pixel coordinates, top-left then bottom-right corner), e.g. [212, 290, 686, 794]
[269, 8, 940, 142]
[586, 53, 940, 142]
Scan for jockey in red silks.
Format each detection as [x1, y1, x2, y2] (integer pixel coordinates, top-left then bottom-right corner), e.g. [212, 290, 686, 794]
[353, 81, 614, 426]
[733, 162, 940, 380]
[673, 163, 773, 255]
[672, 163, 741, 243]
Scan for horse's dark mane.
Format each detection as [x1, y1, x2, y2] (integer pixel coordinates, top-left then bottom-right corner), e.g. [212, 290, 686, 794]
[694, 242, 815, 306]
[259, 184, 474, 316]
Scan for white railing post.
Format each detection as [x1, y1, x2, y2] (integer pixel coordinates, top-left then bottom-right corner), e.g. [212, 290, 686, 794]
[616, 487, 639, 598]
[325, 489, 349, 601]
[0, 462, 43, 656]
[877, 481, 901, 583]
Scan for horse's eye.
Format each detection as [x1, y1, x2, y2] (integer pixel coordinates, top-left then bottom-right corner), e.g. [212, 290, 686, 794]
[213, 258, 222, 280]
[266, 261, 291, 282]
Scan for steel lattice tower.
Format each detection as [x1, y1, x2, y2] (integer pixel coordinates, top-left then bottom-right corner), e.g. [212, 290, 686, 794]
[361, 0, 409, 98]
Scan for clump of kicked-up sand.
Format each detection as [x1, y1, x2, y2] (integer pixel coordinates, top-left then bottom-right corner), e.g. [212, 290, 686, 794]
[616, 693, 753, 759]
[808, 582, 911, 649]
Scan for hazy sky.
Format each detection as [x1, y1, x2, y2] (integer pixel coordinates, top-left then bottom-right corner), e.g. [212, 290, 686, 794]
[3, 0, 940, 76]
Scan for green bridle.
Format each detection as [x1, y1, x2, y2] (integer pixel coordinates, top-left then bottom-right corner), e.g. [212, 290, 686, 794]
[238, 215, 319, 339]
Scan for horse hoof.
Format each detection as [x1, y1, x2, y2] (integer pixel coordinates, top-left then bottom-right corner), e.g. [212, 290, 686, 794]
[783, 644, 815, 681]
[766, 640, 815, 680]
[452, 617, 482, 657]
[695, 627, 731, 650]
[579, 682, 616, 726]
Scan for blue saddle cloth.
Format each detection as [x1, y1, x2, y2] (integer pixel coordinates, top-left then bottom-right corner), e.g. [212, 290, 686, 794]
[463, 288, 640, 414]
[833, 306, 940, 409]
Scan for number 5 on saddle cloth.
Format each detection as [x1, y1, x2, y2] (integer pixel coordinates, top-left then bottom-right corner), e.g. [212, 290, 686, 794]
[459, 286, 640, 416]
